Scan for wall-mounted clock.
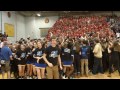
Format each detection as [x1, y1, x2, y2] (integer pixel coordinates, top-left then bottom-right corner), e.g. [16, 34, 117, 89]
[7, 12, 11, 18]
[45, 18, 49, 23]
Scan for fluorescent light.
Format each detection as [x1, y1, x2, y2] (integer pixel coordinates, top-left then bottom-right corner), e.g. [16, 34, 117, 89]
[37, 14, 41, 16]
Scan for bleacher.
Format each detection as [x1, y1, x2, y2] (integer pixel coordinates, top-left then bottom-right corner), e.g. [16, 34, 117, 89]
[47, 16, 117, 39]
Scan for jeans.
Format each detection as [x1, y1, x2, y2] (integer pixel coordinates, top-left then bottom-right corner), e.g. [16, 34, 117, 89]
[73, 54, 80, 74]
[92, 57, 103, 74]
[109, 51, 120, 74]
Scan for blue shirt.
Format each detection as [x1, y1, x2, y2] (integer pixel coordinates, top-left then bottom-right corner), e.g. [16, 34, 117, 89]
[0, 46, 12, 61]
[81, 46, 90, 59]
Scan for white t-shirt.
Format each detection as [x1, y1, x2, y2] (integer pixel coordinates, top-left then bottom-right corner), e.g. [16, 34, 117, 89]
[0, 42, 3, 48]
[116, 33, 120, 38]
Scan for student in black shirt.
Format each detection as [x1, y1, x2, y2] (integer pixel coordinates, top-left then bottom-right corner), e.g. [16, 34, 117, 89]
[73, 42, 81, 78]
[26, 43, 34, 79]
[33, 42, 46, 79]
[11, 45, 18, 79]
[43, 36, 62, 79]
[16, 44, 27, 79]
[61, 43, 74, 79]
[32, 42, 37, 79]
[108, 41, 120, 77]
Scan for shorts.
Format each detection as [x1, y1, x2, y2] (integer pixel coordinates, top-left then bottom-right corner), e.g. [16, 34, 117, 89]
[32, 61, 37, 65]
[17, 60, 26, 65]
[63, 61, 73, 66]
[26, 61, 33, 64]
[1, 60, 10, 72]
[35, 63, 46, 68]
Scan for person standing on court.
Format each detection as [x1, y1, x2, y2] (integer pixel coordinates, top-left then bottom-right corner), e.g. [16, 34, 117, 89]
[0, 41, 13, 79]
[92, 38, 104, 75]
[43, 36, 63, 79]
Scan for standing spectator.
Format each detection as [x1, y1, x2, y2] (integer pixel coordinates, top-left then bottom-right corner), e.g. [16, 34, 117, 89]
[61, 43, 74, 79]
[16, 44, 27, 79]
[26, 42, 34, 79]
[73, 42, 81, 78]
[0, 41, 13, 79]
[80, 40, 90, 77]
[33, 42, 46, 79]
[43, 36, 62, 79]
[11, 45, 18, 79]
[107, 41, 114, 77]
[112, 41, 120, 75]
[92, 38, 104, 75]
[101, 39, 109, 72]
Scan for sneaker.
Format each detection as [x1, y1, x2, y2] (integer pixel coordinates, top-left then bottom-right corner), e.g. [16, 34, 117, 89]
[32, 76, 36, 79]
[65, 77, 68, 79]
[62, 75, 68, 79]
[62, 75, 66, 79]
[69, 76, 73, 79]
[29, 77, 32, 79]
[34, 76, 38, 79]
[27, 76, 30, 79]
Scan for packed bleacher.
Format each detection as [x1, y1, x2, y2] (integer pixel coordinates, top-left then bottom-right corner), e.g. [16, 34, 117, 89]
[47, 15, 120, 39]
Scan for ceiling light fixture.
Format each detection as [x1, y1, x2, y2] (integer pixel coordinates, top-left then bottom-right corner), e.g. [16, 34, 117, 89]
[37, 14, 41, 16]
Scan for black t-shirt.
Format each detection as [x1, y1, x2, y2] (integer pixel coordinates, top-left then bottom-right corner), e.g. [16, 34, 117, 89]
[26, 47, 34, 61]
[73, 46, 80, 55]
[33, 48, 45, 64]
[61, 47, 73, 61]
[11, 50, 16, 59]
[16, 50, 27, 61]
[44, 46, 60, 66]
[11, 50, 17, 64]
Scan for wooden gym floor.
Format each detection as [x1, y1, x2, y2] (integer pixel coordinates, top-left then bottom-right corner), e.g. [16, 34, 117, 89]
[0, 71, 120, 79]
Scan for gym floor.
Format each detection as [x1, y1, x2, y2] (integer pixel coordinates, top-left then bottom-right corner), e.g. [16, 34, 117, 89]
[0, 71, 120, 79]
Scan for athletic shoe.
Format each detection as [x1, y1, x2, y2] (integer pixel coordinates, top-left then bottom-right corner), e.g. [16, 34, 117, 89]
[62, 75, 68, 79]
[69, 76, 73, 79]
[62, 75, 66, 79]
[29, 77, 32, 79]
[27, 76, 30, 79]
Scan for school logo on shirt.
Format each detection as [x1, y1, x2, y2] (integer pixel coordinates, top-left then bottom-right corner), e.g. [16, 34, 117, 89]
[81, 47, 88, 56]
[21, 53, 26, 58]
[73, 47, 76, 50]
[37, 51, 43, 56]
[28, 51, 32, 55]
[64, 48, 70, 53]
[49, 51, 58, 58]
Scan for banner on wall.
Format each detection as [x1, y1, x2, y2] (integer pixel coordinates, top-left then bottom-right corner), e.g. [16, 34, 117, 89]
[4, 23, 14, 37]
[40, 28, 49, 37]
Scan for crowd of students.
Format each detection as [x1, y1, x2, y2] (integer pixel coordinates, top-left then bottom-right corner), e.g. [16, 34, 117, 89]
[0, 15, 120, 79]
[0, 34, 119, 79]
